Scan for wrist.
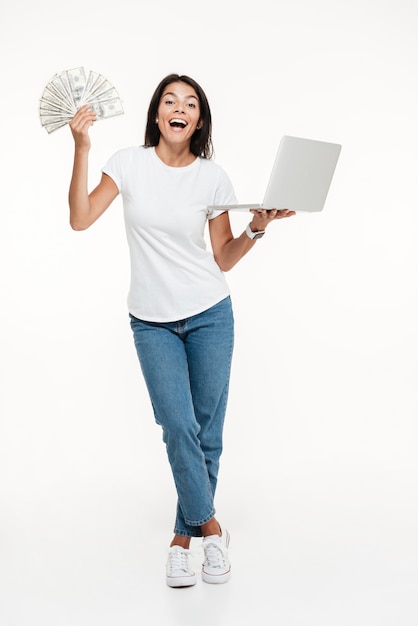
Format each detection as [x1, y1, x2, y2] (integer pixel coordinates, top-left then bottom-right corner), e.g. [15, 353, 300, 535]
[245, 222, 265, 240]
[74, 145, 90, 155]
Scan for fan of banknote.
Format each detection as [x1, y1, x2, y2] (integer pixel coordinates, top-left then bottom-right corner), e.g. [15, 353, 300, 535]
[39, 67, 124, 134]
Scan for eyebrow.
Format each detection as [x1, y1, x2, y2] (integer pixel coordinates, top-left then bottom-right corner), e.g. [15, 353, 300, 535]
[162, 91, 199, 101]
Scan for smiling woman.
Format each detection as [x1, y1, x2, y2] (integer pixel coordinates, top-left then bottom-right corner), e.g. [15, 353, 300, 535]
[144, 74, 212, 162]
[153, 83, 203, 165]
[67, 72, 295, 589]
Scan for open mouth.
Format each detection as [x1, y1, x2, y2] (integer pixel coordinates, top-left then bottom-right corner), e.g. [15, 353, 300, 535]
[169, 118, 187, 128]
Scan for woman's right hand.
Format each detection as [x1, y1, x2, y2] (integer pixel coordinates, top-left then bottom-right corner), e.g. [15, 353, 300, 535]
[69, 104, 97, 150]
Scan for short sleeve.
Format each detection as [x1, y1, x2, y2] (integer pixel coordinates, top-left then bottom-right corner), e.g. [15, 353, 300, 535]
[102, 150, 124, 192]
[207, 166, 237, 220]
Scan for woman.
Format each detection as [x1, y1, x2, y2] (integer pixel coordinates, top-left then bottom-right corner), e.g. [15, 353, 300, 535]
[68, 73, 294, 587]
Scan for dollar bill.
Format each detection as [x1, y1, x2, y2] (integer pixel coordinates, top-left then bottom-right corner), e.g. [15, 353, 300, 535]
[89, 97, 124, 119]
[66, 67, 87, 106]
[40, 96, 75, 116]
[43, 120, 69, 134]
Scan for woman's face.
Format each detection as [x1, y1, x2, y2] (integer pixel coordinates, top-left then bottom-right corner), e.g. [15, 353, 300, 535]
[156, 81, 202, 148]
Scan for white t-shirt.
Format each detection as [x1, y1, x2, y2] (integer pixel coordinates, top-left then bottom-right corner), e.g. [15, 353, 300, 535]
[102, 146, 237, 322]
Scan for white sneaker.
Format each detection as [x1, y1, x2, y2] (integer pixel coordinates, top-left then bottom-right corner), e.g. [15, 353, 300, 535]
[166, 545, 197, 588]
[201, 530, 231, 584]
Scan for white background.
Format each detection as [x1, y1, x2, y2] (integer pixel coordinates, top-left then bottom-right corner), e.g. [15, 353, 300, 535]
[1, 0, 417, 624]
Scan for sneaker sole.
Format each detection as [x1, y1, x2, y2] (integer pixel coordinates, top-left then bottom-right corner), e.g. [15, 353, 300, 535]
[201, 568, 231, 584]
[166, 575, 197, 588]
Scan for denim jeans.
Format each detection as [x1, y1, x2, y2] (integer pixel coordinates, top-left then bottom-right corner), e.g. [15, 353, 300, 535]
[129, 296, 234, 537]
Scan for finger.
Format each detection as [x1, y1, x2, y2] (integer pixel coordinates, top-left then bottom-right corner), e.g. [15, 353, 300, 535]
[275, 209, 296, 218]
[73, 104, 91, 116]
[70, 105, 91, 123]
[70, 109, 96, 132]
[73, 105, 96, 121]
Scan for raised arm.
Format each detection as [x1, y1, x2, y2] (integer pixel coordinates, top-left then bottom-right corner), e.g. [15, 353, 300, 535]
[209, 209, 295, 272]
[68, 105, 119, 231]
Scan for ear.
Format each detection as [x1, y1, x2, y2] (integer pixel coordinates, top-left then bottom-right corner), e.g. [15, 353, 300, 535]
[197, 120, 203, 130]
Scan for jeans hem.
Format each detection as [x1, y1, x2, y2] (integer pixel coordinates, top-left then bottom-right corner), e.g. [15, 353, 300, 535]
[173, 528, 203, 538]
[183, 509, 216, 527]
[174, 508, 216, 537]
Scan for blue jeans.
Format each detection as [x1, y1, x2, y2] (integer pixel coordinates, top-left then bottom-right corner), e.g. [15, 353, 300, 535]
[129, 296, 234, 537]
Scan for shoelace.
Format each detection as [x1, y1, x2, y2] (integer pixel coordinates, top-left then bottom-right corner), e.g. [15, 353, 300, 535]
[201, 540, 228, 569]
[168, 548, 195, 573]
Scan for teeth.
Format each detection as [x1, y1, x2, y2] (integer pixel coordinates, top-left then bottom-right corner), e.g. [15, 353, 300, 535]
[170, 118, 187, 127]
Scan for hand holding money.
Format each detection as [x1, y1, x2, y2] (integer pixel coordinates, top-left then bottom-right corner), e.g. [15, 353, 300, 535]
[40, 67, 124, 134]
[69, 105, 97, 150]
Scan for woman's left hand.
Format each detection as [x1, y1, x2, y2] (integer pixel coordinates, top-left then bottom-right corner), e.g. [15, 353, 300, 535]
[249, 208, 296, 231]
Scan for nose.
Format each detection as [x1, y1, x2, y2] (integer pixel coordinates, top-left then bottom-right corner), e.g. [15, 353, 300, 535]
[174, 102, 185, 113]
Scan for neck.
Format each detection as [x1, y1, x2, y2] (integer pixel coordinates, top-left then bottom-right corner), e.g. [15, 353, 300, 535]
[155, 140, 196, 167]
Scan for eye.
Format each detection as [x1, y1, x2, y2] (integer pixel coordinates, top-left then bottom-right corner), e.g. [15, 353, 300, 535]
[187, 102, 196, 108]
[164, 99, 175, 105]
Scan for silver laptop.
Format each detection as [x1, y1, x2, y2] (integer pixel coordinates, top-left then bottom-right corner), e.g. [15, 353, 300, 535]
[209, 135, 341, 213]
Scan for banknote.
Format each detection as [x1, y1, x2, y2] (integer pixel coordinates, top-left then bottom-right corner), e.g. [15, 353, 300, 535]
[90, 98, 124, 118]
[40, 67, 124, 133]
[66, 67, 87, 106]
